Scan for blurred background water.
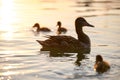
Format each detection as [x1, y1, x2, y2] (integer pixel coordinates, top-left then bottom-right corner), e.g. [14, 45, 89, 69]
[0, 0, 120, 80]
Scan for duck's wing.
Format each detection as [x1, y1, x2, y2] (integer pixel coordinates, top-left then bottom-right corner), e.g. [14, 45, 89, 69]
[36, 35, 82, 47]
[36, 35, 90, 53]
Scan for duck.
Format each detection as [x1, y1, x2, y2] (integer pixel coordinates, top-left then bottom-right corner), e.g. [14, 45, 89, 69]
[32, 23, 51, 32]
[94, 55, 110, 73]
[56, 21, 67, 34]
[36, 17, 94, 53]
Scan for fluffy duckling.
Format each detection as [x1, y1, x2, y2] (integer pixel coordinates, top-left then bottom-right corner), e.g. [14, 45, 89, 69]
[57, 21, 67, 34]
[94, 55, 110, 73]
[33, 23, 51, 32]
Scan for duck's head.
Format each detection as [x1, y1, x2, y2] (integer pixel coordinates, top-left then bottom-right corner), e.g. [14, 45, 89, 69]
[75, 17, 94, 27]
[57, 21, 62, 27]
[96, 55, 103, 63]
[33, 23, 40, 28]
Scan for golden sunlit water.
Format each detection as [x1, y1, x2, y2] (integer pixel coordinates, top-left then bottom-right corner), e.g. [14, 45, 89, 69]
[0, 0, 120, 80]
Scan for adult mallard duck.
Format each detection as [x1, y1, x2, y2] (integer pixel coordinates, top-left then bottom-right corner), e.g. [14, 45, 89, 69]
[94, 55, 110, 73]
[56, 21, 67, 34]
[32, 23, 51, 32]
[36, 17, 94, 53]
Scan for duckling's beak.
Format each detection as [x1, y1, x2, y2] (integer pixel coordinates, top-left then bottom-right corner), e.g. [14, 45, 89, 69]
[33, 24, 36, 27]
[33, 25, 35, 28]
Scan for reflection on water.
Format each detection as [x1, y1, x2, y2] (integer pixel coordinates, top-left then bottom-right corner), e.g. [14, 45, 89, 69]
[0, 0, 17, 31]
[75, 53, 86, 66]
[1, 31, 14, 40]
[76, 0, 93, 7]
[0, 0, 120, 80]
[75, 0, 120, 16]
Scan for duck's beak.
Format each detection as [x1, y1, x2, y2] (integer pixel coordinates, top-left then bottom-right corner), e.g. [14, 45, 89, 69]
[87, 22, 94, 27]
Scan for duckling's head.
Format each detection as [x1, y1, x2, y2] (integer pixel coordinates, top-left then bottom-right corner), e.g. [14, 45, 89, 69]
[57, 21, 62, 27]
[96, 55, 103, 63]
[75, 17, 94, 27]
[33, 23, 40, 28]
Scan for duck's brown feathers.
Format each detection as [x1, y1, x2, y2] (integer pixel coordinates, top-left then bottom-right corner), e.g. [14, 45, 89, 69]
[36, 35, 89, 53]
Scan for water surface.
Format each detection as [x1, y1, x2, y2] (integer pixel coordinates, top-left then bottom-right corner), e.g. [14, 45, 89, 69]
[0, 0, 120, 80]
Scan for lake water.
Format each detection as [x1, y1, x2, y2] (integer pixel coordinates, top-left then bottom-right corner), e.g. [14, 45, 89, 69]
[0, 0, 120, 80]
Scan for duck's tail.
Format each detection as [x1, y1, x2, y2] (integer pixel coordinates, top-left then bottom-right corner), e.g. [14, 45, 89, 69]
[36, 40, 44, 45]
[36, 40, 49, 46]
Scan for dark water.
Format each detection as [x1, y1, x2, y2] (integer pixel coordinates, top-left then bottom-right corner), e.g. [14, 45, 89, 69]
[0, 0, 120, 80]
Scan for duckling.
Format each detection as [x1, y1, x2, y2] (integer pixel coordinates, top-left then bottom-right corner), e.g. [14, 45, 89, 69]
[36, 17, 94, 53]
[94, 55, 110, 73]
[57, 21, 67, 34]
[32, 23, 51, 32]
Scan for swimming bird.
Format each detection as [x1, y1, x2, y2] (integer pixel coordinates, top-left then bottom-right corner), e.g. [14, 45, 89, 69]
[94, 55, 110, 73]
[36, 17, 94, 53]
[32, 23, 51, 32]
[56, 21, 67, 34]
